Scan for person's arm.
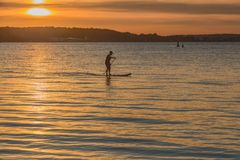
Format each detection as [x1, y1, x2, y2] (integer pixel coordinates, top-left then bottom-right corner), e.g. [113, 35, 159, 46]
[110, 57, 116, 65]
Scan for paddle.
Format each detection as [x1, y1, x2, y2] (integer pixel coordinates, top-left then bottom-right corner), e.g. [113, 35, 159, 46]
[111, 57, 116, 65]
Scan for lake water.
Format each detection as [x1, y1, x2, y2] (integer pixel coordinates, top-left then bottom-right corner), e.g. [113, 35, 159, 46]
[0, 42, 239, 160]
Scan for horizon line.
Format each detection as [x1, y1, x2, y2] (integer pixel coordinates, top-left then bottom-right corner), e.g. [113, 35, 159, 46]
[1, 26, 240, 37]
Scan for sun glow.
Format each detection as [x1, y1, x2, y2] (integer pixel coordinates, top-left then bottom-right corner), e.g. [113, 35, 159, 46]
[27, 8, 52, 16]
[33, 0, 45, 4]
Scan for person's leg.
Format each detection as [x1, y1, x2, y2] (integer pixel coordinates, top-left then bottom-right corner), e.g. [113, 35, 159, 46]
[106, 67, 108, 76]
[109, 65, 111, 76]
[106, 65, 110, 76]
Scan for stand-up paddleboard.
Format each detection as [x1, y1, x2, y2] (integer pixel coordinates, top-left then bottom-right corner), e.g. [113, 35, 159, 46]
[86, 73, 132, 77]
[110, 73, 132, 77]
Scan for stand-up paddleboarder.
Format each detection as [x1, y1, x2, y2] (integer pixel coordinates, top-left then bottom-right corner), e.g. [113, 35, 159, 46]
[105, 51, 116, 76]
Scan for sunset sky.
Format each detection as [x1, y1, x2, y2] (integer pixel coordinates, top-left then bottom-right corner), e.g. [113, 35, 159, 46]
[0, 0, 240, 35]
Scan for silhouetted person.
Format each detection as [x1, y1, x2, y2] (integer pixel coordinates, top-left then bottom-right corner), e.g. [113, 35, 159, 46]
[105, 51, 116, 76]
[182, 43, 184, 48]
[177, 41, 180, 47]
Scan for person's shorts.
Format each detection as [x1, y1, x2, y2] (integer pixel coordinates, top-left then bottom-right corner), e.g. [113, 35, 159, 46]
[105, 63, 111, 68]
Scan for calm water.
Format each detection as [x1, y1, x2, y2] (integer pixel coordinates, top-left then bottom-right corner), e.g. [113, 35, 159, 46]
[0, 42, 239, 160]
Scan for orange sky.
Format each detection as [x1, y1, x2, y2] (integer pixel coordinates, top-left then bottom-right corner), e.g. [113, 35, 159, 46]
[0, 0, 240, 35]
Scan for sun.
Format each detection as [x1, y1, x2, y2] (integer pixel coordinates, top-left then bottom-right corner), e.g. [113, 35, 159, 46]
[33, 0, 45, 4]
[27, 8, 52, 16]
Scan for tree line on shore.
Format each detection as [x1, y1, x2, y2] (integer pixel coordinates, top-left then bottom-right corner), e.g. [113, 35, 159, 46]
[0, 27, 239, 42]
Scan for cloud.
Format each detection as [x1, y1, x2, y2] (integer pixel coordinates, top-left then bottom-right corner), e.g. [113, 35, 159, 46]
[1, 15, 239, 26]
[79, 1, 240, 15]
[0, 1, 240, 15]
[0, 2, 32, 8]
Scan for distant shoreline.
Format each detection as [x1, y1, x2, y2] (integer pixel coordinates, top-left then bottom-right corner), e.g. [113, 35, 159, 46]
[2, 41, 239, 43]
[1, 27, 240, 42]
